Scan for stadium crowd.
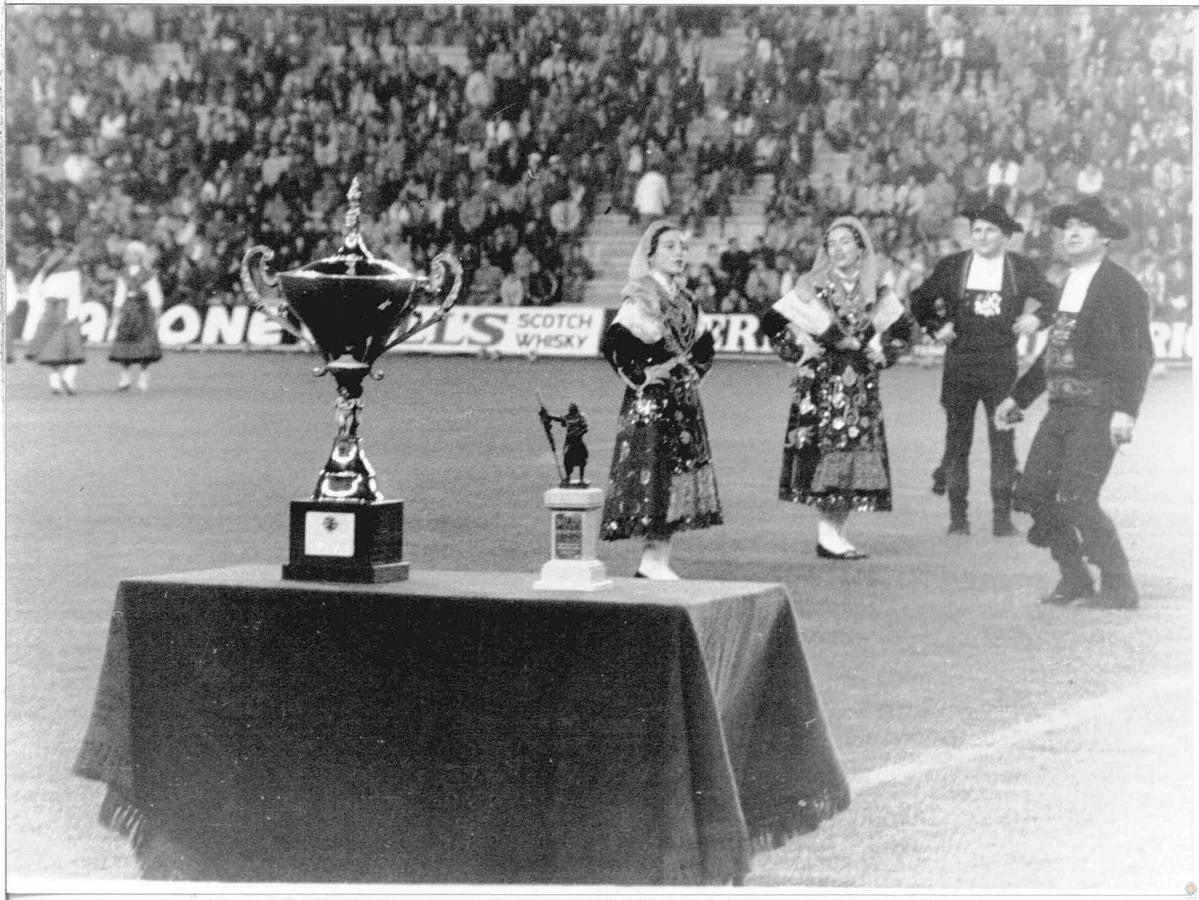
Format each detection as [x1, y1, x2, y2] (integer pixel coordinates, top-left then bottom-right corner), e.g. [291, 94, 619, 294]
[4, 5, 1192, 321]
[680, 6, 1192, 319]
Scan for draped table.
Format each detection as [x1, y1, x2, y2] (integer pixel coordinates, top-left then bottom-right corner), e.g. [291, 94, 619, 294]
[73, 565, 849, 885]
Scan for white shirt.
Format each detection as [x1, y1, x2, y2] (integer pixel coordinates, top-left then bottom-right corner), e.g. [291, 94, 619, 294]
[1058, 257, 1103, 314]
[30, 267, 84, 319]
[965, 252, 1004, 292]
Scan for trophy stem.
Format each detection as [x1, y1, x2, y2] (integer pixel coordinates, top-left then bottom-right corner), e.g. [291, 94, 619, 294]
[312, 366, 382, 502]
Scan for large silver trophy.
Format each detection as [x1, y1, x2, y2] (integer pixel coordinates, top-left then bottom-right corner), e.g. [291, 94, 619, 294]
[241, 177, 462, 582]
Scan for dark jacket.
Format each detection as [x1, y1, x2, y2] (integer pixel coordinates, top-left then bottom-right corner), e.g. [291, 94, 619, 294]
[602, 278, 715, 390]
[1011, 256, 1155, 418]
[910, 250, 1058, 360]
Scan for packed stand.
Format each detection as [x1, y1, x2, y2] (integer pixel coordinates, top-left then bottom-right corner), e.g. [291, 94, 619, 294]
[5, 6, 1191, 322]
[716, 5, 1192, 320]
[5, 5, 728, 312]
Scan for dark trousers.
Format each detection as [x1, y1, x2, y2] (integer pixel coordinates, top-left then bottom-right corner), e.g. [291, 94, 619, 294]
[940, 371, 1017, 516]
[1012, 403, 1130, 580]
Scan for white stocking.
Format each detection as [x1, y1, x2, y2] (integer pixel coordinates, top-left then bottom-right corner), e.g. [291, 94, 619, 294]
[818, 507, 852, 552]
[638, 538, 680, 580]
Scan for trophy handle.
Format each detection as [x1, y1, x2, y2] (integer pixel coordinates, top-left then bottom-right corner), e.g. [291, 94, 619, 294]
[239, 245, 317, 350]
[379, 253, 464, 352]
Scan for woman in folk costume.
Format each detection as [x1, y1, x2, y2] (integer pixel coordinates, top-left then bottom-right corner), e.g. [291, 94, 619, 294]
[25, 241, 87, 395]
[600, 219, 722, 580]
[107, 240, 164, 392]
[758, 215, 912, 560]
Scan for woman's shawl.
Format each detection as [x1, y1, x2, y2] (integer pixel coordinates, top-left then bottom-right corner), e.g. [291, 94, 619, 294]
[612, 275, 668, 344]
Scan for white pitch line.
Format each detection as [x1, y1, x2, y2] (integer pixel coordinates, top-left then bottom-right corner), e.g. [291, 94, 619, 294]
[850, 672, 1191, 793]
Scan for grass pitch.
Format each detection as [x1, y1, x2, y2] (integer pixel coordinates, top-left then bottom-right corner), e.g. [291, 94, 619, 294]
[5, 348, 1193, 891]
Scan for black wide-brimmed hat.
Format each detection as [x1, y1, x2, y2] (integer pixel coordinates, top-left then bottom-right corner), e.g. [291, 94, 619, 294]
[1048, 196, 1130, 240]
[960, 202, 1023, 236]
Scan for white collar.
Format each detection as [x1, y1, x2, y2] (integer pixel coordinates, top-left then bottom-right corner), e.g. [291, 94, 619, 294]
[1058, 256, 1104, 313]
[966, 252, 1005, 291]
[1068, 255, 1104, 280]
[649, 270, 676, 296]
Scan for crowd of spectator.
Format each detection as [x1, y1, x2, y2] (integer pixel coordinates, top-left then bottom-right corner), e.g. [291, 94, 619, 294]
[5, 5, 724, 310]
[4, 6, 1192, 324]
[686, 5, 1191, 320]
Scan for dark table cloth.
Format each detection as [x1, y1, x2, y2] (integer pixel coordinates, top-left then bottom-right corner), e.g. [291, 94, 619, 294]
[73, 566, 849, 884]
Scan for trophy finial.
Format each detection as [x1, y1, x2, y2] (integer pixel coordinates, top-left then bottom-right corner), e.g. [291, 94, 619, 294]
[343, 176, 363, 252]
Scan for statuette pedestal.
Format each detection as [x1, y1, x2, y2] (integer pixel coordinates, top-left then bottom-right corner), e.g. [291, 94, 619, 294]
[532, 487, 611, 591]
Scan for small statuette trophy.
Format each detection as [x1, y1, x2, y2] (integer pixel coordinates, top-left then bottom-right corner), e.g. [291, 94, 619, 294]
[241, 177, 463, 583]
[532, 394, 611, 591]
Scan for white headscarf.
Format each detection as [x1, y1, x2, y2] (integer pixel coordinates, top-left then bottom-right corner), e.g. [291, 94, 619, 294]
[773, 215, 904, 335]
[616, 219, 682, 343]
[627, 219, 679, 281]
[809, 215, 879, 306]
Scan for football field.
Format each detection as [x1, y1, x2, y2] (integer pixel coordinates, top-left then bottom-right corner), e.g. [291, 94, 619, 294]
[5, 347, 1194, 892]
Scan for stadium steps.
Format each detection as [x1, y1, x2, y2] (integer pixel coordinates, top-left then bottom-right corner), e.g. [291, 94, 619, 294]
[577, 17, 771, 304]
[580, 173, 774, 305]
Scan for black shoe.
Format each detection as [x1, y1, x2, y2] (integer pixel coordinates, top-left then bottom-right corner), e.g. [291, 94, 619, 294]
[947, 520, 970, 536]
[634, 571, 647, 579]
[1042, 576, 1095, 606]
[1085, 576, 1140, 610]
[816, 543, 868, 560]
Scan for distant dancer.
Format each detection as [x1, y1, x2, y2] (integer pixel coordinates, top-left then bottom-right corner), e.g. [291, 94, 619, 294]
[994, 197, 1154, 609]
[25, 240, 87, 395]
[910, 203, 1058, 536]
[108, 241, 164, 392]
[600, 220, 722, 579]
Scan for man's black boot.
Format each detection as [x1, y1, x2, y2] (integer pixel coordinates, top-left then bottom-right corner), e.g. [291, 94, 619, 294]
[1086, 571, 1140, 610]
[1042, 566, 1095, 605]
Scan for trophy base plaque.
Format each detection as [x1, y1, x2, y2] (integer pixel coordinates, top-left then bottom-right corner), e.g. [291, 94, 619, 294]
[283, 499, 409, 583]
[532, 487, 612, 592]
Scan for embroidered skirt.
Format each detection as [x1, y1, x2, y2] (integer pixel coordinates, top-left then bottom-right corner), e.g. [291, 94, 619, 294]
[25, 299, 85, 366]
[779, 352, 893, 512]
[109, 296, 162, 365]
[602, 380, 723, 541]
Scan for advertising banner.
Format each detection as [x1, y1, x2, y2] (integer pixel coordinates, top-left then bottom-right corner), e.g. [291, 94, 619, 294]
[395, 306, 606, 357]
[4, 271, 1194, 362]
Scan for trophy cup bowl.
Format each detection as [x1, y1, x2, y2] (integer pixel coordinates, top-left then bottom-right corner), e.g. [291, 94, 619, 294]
[240, 177, 463, 582]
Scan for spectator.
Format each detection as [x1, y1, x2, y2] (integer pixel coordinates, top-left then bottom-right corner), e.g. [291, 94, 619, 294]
[559, 241, 595, 304]
[525, 256, 559, 306]
[718, 236, 751, 295]
[1076, 159, 1105, 196]
[630, 164, 670, 228]
[744, 252, 781, 310]
[465, 251, 504, 305]
[499, 268, 525, 307]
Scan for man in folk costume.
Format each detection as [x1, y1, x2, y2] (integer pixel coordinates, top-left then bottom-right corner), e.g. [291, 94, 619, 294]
[25, 240, 87, 395]
[995, 197, 1154, 609]
[910, 203, 1058, 537]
